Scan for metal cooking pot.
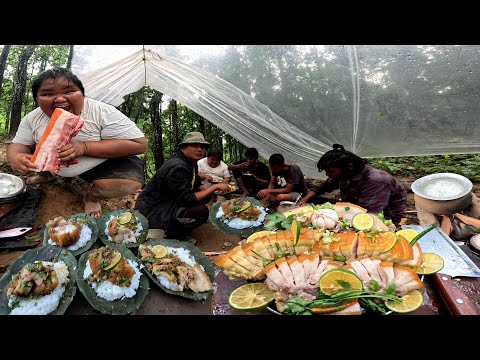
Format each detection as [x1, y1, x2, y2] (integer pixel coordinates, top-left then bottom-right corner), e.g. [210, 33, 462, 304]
[412, 173, 473, 214]
[0, 173, 26, 203]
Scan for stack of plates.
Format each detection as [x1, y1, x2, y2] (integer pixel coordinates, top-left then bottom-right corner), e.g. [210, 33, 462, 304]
[0, 173, 26, 204]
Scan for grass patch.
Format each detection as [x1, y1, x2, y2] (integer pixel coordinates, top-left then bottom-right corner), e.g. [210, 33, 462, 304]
[368, 154, 480, 182]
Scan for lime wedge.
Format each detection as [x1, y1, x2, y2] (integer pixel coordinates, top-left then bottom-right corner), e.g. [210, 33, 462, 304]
[385, 290, 423, 313]
[228, 283, 275, 311]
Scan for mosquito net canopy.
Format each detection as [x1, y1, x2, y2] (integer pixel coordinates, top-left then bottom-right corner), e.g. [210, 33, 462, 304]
[72, 45, 480, 177]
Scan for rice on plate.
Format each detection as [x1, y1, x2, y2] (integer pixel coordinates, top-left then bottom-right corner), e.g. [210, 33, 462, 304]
[138, 239, 215, 301]
[76, 244, 149, 315]
[43, 213, 98, 256]
[0, 246, 77, 315]
[97, 209, 149, 248]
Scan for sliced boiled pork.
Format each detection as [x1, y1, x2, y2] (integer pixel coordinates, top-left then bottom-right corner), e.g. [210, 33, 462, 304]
[31, 108, 84, 173]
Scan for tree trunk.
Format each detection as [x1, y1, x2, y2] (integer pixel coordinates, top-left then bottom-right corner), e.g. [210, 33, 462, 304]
[0, 45, 12, 98]
[9, 45, 37, 137]
[170, 99, 179, 149]
[150, 90, 164, 169]
[39, 45, 49, 73]
[198, 114, 205, 135]
[23, 61, 35, 116]
[66, 45, 74, 70]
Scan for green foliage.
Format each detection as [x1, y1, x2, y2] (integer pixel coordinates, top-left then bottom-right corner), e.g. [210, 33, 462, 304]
[368, 154, 480, 182]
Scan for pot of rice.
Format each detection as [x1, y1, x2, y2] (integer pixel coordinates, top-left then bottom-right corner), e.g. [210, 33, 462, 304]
[412, 173, 473, 214]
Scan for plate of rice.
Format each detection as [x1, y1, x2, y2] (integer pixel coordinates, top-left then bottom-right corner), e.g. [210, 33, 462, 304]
[43, 213, 98, 257]
[0, 245, 77, 315]
[138, 239, 214, 301]
[97, 209, 149, 248]
[76, 244, 149, 315]
[209, 196, 268, 237]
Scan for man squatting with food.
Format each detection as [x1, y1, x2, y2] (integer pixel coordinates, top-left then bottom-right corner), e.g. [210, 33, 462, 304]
[135, 132, 230, 239]
[7, 67, 147, 219]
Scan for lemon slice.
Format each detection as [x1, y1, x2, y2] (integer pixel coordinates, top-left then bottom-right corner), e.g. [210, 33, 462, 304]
[246, 231, 276, 243]
[151, 245, 168, 259]
[385, 290, 424, 313]
[380, 231, 398, 252]
[412, 253, 444, 275]
[292, 220, 301, 245]
[118, 211, 133, 225]
[228, 283, 275, 311]
[319, 269, 363, 295]
[396, 228, 419, 243]
[105, 251, 122, 270]
[352, 213, 375, 232]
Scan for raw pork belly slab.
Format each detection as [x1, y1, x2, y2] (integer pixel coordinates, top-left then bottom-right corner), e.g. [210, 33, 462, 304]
[31, 108, 84, 173]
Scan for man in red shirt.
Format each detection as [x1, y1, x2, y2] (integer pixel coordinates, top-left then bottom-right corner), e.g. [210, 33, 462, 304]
[298, 144, 407, 224]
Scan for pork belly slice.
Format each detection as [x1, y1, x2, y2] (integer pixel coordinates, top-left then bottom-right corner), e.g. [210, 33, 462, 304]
[393, 264, 422, 288]
[323, 260, 344, 273]
[337, 232, 358, 259]
[398, 242, 423, 268]
[311, 241, 324, 256]
[272, 231, 289, 253]
[213, 253, 252, 279]
[249, 240, 272, 259]
[308, 257, 332, 287]
[347, 258, 373, 290]
[379, 261, 395, 286]
[286, 255, 306, 289]
[370, 234, 386, 257]
[295, 228, 317, 254]
[358, 256, 385, 289]
[395, 278, 425, 296]
[371, 258, 389, 289]
[229, 247, 263, 275]
[264, 262, 288, 292]
[31, 108, 84, 173]
[274, 257, 297, 291]
[299, 253, 320, 281]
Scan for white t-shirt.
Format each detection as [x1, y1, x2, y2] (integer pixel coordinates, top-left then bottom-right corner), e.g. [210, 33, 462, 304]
[197, 157, 230, 181]
[12, 97, 145, 177]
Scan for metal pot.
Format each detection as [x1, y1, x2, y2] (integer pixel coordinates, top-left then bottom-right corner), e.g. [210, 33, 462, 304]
[412, 173, 473, 214]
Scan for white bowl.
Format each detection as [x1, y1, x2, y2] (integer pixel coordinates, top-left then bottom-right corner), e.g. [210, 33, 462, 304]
[279, 201, 295, 207]
[411, 173, 472, 201]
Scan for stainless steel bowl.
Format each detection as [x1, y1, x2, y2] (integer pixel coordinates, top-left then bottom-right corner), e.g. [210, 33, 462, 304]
[412, 173, 473, 215]
[411, 173, 472, 201]
[0, 173, 26, 200]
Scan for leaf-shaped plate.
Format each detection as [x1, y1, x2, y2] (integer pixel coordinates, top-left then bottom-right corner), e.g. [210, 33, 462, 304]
[97, 209, 149, 248]
[209, 197, 268, 237]
[0, 245, 78, 315]
[138, 239, 214, 301]
[43, 212, 99, 257]
[76, 244, 149, 315]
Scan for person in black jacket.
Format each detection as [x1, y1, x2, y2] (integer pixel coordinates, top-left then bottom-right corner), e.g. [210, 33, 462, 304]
[135, 132, 229, 239]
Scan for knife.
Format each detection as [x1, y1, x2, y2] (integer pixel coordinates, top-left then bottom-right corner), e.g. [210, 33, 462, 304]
[403, 225, 480, 315]
[0, 227, 33, 238]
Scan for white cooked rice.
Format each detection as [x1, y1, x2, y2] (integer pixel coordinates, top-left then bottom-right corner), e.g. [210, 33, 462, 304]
[9, 261, 69, 315]
[48, 224, 92, 251]
[84, 258, 142, 301]
[215, 206, 267, 229]
[105, 214, 143, 244]
[423, 179, 464, 198]
[155, 246, 204, 290]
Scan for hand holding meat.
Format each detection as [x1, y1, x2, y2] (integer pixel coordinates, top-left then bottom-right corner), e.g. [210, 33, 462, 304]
[10, 153, 38, 174]
[57, 140, 86, 163]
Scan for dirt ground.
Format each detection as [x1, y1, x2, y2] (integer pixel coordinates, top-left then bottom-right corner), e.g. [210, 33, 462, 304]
[3, 140, 479, 272]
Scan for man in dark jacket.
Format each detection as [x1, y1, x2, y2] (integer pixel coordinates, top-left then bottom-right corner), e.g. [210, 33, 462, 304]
[135, 132, 229, 239]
